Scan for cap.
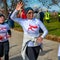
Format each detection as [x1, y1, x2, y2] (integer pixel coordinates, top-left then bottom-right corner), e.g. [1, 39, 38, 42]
[24, 7, 34, 14]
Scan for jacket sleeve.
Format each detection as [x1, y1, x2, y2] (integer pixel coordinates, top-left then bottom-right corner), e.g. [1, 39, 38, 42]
[38, 19, 48, 38]
[10, 9, 23, 23]
[7, 30, 11, 36]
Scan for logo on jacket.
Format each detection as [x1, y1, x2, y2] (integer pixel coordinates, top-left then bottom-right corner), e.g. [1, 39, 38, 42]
[0, 27, 6, 31]
[28, 24, 38, 31]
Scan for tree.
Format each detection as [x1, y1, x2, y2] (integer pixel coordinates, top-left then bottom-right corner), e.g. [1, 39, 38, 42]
[11, 0, 22, 10]
[51, 0, 60, 7]
[2, 0, 8, 18]
[38, 0, 60, 8]
[2, 0, 22, 18]
[52, 0, 58, 4]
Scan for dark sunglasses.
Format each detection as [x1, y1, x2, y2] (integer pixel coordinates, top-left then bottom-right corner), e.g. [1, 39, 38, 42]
[27, 12, 34, 14]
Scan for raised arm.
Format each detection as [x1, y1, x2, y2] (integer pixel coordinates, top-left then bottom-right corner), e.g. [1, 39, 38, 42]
[10, 2, 24, 23]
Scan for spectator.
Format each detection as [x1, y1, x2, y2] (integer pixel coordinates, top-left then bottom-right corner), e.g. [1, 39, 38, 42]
[39, 9, 44, 23]
[45, 10, 50, 23]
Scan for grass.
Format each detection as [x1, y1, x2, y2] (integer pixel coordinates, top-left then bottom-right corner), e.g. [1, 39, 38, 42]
[44, 19, 60, 36]
[14, 22, 23, 31]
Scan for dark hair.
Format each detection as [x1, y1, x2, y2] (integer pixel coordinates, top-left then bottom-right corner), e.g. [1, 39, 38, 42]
[0, 14, 5, 18]
[24, 7, 34, 14]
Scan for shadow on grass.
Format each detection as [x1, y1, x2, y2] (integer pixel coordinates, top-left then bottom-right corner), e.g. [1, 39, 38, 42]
[10, 56, 23, 60]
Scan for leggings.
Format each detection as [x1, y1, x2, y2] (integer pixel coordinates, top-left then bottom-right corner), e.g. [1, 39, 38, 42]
[26, 46, 41, 60]
[0, 41, 9, 60]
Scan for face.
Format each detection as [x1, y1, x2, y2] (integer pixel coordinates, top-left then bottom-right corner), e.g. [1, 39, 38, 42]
[26, 10, 34, 19]
[0, 16, 5, 24]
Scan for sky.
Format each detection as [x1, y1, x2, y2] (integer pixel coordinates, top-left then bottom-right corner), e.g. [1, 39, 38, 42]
[7, 0, 11, 6]
[7, 0, 60, 11]
[7, 0, 41, 7]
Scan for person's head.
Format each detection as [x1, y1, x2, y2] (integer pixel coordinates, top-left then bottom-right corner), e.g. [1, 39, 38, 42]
[46, 10, 48, 12]
[40, 9, 42, 12]
[24, 7, 34, 19]
[0, 14, 5, 24]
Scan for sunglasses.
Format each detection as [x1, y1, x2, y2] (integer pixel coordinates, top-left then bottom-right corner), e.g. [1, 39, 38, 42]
[27, 12, 34, 14]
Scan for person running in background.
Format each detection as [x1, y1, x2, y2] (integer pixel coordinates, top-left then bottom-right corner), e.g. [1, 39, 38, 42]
[45, 10, 50, 23]
[34, 9, 39, 19]
[39, 9, 45, 23]
[17, 9, 27, 19]
[39, 9, 45, 52]
[11, 2, 48, 60]
[0, 14, 11, 60]
[8, 9, 14, 28]
[39, 9, 45, 33]
[17, 3, 27, 19]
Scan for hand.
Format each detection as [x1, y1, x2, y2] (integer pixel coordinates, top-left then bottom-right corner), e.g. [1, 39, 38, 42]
[7, 35, 11, 38]
[36, 37, 43, 44]
[16, 1, 24, 10]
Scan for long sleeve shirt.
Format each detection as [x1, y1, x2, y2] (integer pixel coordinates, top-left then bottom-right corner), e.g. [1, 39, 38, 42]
[0, 23, 11, 42]
[11, 9, 48, 38]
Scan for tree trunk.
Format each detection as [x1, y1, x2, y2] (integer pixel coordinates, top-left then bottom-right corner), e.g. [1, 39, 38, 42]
[2, 0, 8, 18]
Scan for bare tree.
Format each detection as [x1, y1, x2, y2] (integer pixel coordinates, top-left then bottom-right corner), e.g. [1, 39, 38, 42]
[51, 0, 58, 4]
[2, 0, 8, 18]
[11, 0, 22, 10]
[38, 0, 60, 8]
[2, 0, 22, 18]
[51, 0, 60, 7]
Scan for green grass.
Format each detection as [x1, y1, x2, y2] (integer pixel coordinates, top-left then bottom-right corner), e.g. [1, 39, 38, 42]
[14, 22, 23, 31]
[14, 22, 22, 29]
[44, 20, 60, 36]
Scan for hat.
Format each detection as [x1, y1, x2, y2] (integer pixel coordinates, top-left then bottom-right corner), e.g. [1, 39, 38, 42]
[0, 14, 5, 18]
[24, 7, 34, 14]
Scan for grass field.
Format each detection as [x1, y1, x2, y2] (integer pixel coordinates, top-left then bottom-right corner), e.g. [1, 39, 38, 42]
[44, 20, 60, 36]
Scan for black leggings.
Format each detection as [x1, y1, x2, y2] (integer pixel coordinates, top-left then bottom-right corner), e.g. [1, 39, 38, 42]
[26, 46, 40, 60]
[5, 53, 9, 60]
[0, 41, 9, 60]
